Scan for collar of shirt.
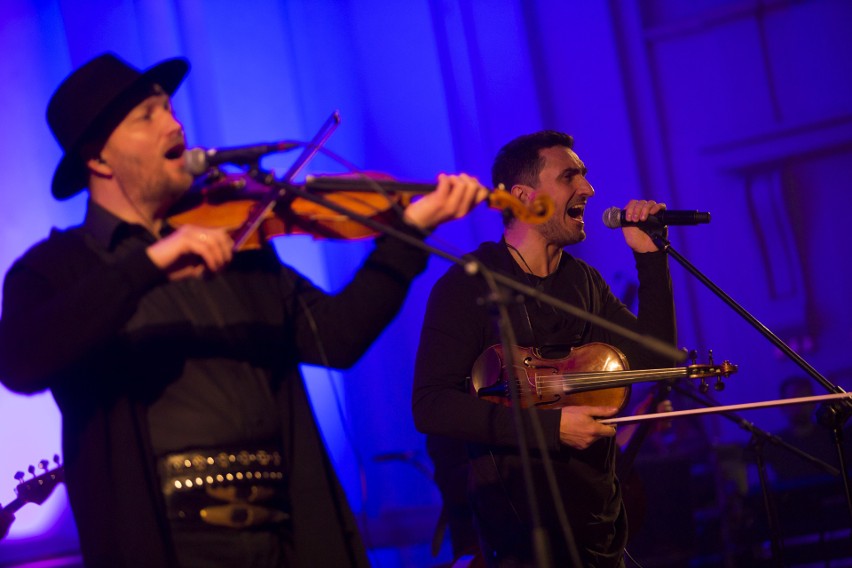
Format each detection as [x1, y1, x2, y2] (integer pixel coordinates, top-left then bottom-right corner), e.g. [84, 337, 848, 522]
[83, 200, 173, 252]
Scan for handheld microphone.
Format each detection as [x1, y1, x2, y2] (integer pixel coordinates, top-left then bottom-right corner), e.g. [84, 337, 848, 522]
[602, 207, 711, 229]
[184, 140, 300, 176]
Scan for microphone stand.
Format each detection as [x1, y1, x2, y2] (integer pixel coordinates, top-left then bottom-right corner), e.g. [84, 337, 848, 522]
[647, 230, 852, 558]
[477, 274, 566, 568]
[240, 169, 684, 568]
[210, 111, 681, 565]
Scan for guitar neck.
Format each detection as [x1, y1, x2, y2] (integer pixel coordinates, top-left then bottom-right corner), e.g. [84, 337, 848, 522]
[0, 462, 65, 541]
[1, 497, 24, 540]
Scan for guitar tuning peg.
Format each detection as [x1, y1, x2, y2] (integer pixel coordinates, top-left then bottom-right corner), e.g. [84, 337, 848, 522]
[707, 349, 715, 366]
[700, 378, 709, 394]
[53, 454, 61, 465]
[688, 349, 698, 365]
[27, 465, 35, 476]
[39, 460, 49, 470]
[714, 377, 725, 391]
[14, 471, 24, 482]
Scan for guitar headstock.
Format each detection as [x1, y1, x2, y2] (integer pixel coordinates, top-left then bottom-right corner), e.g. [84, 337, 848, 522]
[14, 455, 64, 506]
[685, 349, 738, 393]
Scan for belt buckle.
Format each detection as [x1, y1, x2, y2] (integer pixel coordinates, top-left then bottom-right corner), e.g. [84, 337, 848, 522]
[199, 503, 288, 529]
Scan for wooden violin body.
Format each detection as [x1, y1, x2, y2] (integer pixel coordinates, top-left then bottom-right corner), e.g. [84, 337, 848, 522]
[471, 343, 631, 410]
[167, 173, 408, 246]
[470, 343, 736, 411]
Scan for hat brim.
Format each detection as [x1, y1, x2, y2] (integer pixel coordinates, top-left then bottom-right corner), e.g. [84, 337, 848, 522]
[51, 57, 190, 200]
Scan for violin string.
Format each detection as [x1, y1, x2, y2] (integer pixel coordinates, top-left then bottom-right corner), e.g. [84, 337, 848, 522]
[312, 145, 486, 258]
[508, 371, 692, 393]
[502, 366, 724, 399]
[312, 146, 420, 230]
[539, 376, 686, 392]
[532, 368, 688, 385]
[509, 367, 685, 384]
[548, 376, 682, 391]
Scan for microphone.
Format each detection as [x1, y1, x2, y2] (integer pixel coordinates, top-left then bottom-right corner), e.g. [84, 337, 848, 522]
[602, 206, 711, 229]
[184, 140, 300, 176]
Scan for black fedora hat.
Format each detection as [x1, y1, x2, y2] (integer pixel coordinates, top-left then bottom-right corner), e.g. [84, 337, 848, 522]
[47, 53, 190, 200]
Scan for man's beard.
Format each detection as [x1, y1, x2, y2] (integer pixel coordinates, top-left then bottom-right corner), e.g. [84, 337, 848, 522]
[137, 173, 192, 217]
[537, 215, 586, 248]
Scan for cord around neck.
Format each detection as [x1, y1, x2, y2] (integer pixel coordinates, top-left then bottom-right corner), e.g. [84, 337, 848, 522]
[505, 241, 562, 278]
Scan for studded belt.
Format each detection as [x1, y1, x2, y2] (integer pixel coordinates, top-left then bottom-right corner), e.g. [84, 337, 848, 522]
[159, 448, 290, 529]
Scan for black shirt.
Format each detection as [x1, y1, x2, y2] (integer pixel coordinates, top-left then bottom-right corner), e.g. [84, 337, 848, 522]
[413, 240, 677, 567]
[0, 199, 431, 567]
[78, 203, 281, 453]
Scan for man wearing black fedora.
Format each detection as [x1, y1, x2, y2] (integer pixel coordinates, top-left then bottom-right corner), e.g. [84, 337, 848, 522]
[0, 52, 485, 567]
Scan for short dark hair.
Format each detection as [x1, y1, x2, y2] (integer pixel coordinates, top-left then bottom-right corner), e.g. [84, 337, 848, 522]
[491, 131, 574, 226]
[491, 130, 574, 190]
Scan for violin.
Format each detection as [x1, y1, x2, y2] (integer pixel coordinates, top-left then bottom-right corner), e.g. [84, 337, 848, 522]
[167, 172, 555, 250]
[470, 343, 737, 411]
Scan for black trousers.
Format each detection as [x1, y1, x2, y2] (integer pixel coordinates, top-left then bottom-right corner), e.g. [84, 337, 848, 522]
[171, 524, 294, 568]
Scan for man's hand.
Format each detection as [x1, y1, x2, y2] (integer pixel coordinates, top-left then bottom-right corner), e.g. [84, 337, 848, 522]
[403, 173, 487, 231]
[559, 405, 619, 450]
[147, 225, 233, 281]
[620, 199, 667, 253]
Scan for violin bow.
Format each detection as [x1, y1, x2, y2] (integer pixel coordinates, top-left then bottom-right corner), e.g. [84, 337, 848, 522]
[600, 392, 852, 425]
[231, 110, 342, 250]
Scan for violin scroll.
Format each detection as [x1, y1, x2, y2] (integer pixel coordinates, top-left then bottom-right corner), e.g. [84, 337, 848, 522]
[487, 186, 554, 225]
[689, 349, 737, 393]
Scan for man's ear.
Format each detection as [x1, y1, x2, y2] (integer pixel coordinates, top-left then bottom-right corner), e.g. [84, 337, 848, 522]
[511, 184, 530, 203]
[86, 156, 112, 178]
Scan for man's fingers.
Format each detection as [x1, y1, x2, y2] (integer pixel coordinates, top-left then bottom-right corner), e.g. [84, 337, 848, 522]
[403, 172, 486, 229]
[148, 225, 234, 279]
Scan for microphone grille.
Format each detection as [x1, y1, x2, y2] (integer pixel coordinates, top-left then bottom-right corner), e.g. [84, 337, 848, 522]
[184, 147, 208, 177]
[602, 207, 622, 229]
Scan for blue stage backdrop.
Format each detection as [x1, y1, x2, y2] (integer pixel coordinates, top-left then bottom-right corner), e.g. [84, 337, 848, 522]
[1, 1, 851, 566]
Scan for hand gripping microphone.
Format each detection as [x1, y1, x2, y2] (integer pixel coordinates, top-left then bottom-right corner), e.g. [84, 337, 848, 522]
[602, 207, 711, 229]
[184, 141, 300, 176]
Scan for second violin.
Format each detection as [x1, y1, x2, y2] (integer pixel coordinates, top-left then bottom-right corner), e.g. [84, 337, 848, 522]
[471, 343, 737, 411]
